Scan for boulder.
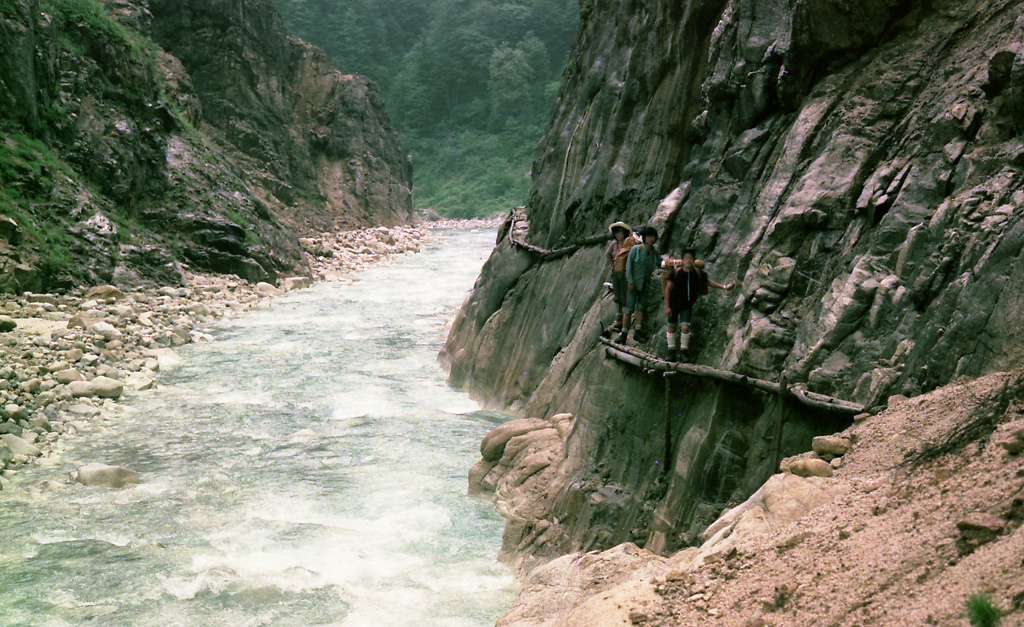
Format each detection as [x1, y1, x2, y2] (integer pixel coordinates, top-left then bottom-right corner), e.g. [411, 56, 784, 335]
[73, 462, 140, 488]
[811, 435, 852, 457]
[1, 433, 41, 457]
[125, 372, 155, 391]
[67, 312, 105, 330]
[4, 404, 26, 422]
[67, 381, 95, 397]
[86, 321, 123, 341]
[782, 457, 834, 478]
[56, 369, 86, 384]
[287, 428, 320, 441]
[84, 286, 125, 301]
[0, 316, 16, 332]
[480, 418, 550, 462]
[143, 348, 183, 371]
[696, 473, 839, 563]
[91, 376, 124, 399]
[279, 276, 314, 291]
[255, 282, 283, 296]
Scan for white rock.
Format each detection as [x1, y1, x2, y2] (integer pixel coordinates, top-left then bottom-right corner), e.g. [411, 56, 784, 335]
[91, 376, 123, 399]
[56, 368, 86, 384]
[67, 312, 104, 330]
[125, 372, 155, 391]
[84, 285, 125, 301]
[0, 316, 16, 332]
[288, 428, 320, 441]
[67, 381, 95, 397]
[255, 282, 283, 296]
[143, 348, 183, 371]
[4, 404, 26, 421]
[1, 433, 41, 457]
[86, 321, 122, 341]
[73, 462, 140, 488]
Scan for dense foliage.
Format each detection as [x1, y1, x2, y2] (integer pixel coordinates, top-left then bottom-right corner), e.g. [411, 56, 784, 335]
[273, 0, 579, 217]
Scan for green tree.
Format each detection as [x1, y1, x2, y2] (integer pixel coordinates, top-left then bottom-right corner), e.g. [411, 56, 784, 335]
[273, 0, 579, 217]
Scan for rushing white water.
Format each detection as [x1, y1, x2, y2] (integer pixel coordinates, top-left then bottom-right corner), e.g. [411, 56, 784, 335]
[0, 229, 517, 626]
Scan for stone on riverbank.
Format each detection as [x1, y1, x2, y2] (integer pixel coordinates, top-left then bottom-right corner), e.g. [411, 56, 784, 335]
[67, 381, 95, 397]
[91, 376, 124, 399]
[56, 369, 86, 384]
[2, 433, 41, 457]
[86, 321, 123, 341]
[0, 315, 16, 332]
[85, 286, 126, 302]
[73, 462, 140, 488]
[144, 348, 183, 371]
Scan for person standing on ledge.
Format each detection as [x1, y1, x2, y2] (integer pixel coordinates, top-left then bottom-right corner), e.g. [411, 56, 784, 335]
[663, 248, 735, 361]
[604, 221, 637, 334]
[616, 226, 660, 345]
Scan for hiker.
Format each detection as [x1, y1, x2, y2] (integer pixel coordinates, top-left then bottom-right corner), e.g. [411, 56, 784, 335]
[604, 221, 637, 334]
[616, 226, 660, 344]
[662, 248, 735, 361]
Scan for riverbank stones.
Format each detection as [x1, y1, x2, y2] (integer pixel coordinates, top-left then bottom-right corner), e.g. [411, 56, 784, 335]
[0, 316, 16, 332]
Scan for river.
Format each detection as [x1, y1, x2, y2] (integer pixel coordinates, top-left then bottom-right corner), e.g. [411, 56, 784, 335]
[0, 228, 517, 626]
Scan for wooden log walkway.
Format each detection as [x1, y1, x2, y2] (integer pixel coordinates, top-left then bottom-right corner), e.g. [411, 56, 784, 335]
[599, 336, 865, 414]
[506, 212, 611, 261]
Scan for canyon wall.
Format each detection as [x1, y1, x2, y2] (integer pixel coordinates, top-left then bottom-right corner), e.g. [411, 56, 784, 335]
[446, 0, 1024, 571]
[0, 0, 412, 293]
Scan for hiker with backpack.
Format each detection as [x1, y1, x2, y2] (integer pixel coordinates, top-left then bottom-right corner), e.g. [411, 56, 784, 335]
[662, 248, 735, 361]
[615, 226, 660, 345]
[604, 221, 637, 334]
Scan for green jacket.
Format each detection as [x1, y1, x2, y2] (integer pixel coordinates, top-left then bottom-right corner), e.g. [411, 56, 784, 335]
[625, 245, 660, 291]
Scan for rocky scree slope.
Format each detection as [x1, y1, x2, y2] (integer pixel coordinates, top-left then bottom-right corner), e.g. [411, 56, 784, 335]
[494, 370, 1024, 626]
[0, 0, 412, 294]
[445, 0, 1024, 572]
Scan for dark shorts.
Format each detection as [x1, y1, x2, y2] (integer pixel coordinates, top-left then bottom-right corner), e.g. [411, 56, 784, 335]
[667, 307, 692, 325]
[610, 271, 627, 307]
[624, 286, 645, 314]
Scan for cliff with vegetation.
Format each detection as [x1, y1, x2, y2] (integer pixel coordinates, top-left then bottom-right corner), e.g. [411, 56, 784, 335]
[445, 0, 1024, 581]
[0, 0, 412, 293]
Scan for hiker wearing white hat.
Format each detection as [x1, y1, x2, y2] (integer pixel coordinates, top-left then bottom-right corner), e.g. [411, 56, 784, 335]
[604, 221, 636, 333]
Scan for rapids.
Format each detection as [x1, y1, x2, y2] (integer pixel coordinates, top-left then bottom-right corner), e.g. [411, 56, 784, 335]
[0, 228, 516, 626]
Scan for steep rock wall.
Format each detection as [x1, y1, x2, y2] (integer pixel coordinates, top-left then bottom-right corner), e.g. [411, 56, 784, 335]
[148, 0, 413, 233]
[446, 0, 1024, 570]
[0, 0, 411, 293]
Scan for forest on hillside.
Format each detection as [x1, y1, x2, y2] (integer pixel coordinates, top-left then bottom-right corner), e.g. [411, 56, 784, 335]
[273, 0, 580, 218]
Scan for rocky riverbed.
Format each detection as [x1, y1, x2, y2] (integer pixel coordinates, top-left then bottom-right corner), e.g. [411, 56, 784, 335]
[0, 225, 432, 488]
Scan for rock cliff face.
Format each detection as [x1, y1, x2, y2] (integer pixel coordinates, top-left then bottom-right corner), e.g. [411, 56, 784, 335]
[0, 0, 411, 293]
[148, 0, 413, 232]
[446, 0, 1024, 572]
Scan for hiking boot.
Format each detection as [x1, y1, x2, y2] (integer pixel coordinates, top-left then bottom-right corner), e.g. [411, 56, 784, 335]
[665, 348, 677, 362]
[614, 332, 628, 344]
[633, 330, 648, 344]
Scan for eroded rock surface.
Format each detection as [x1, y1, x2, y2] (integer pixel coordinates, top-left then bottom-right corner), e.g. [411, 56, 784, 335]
[0, 0, 411, 293]
[448, 0, 1024, 572]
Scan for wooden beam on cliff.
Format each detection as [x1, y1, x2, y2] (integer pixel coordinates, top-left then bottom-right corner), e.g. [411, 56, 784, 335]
[506, 215, 610, 261]
[598, 337, 865, 415]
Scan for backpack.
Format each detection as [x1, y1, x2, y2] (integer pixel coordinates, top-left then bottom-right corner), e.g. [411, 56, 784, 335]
[662, 259, 709, 296]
